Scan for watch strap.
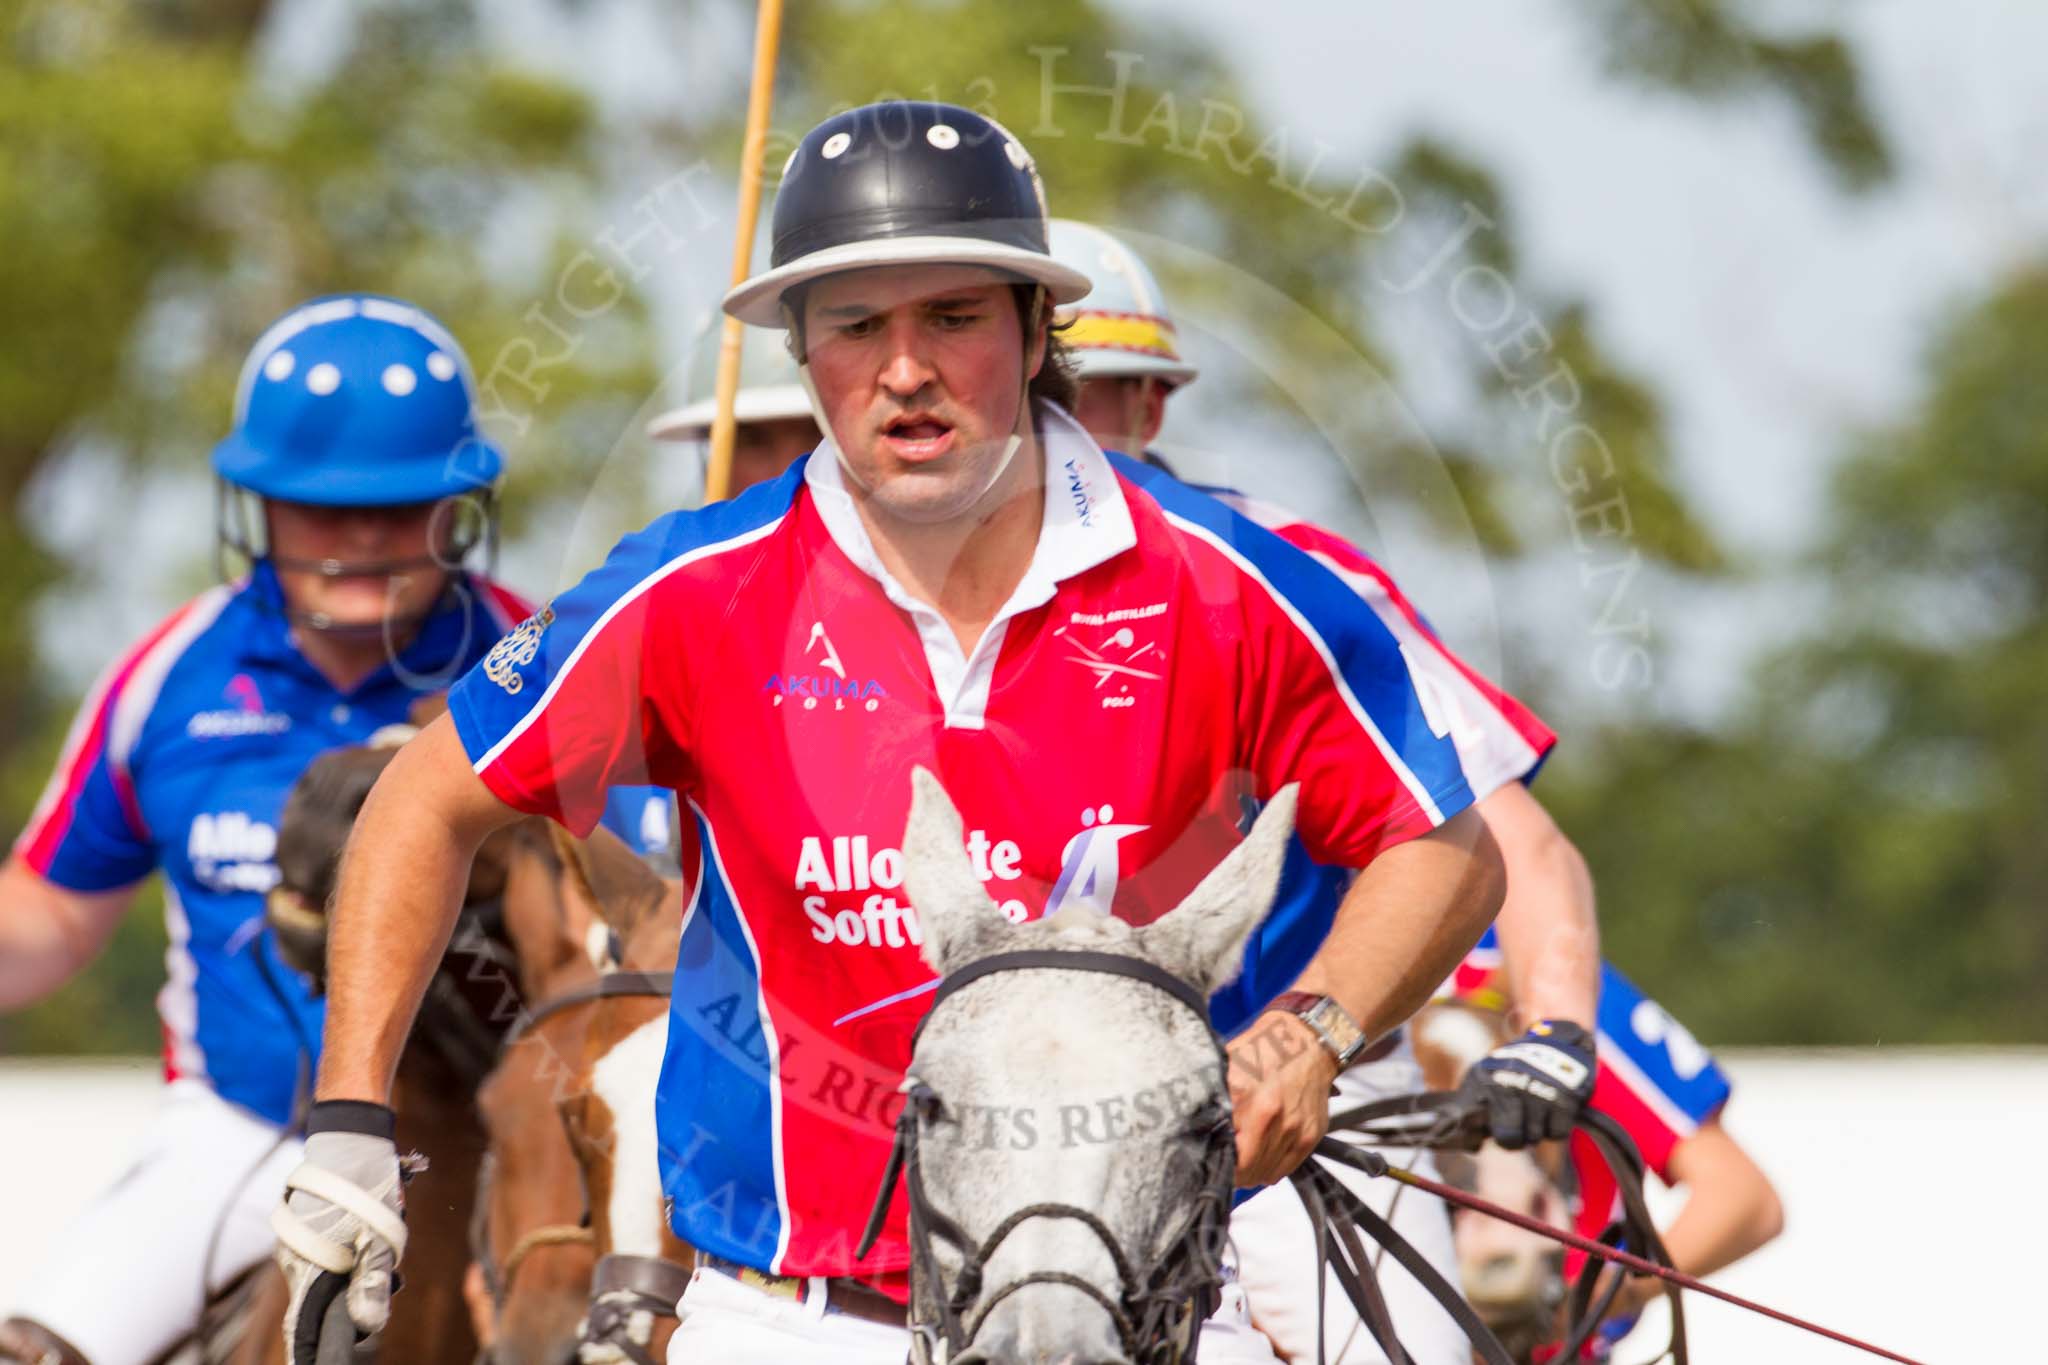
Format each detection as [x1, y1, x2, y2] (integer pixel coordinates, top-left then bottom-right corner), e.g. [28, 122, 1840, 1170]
[1265, 990, 1367, 1066]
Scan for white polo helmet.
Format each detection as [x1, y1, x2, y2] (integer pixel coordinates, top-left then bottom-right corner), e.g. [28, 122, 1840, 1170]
[646, 316, 812, 443]
[1046, 220, 1198, 388]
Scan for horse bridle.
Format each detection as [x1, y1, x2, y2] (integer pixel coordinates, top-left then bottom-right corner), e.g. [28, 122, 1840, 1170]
[855, 947, 1684, 1365]
[858, 949, 1239, 1365]
[472, 953, 1682, 1365]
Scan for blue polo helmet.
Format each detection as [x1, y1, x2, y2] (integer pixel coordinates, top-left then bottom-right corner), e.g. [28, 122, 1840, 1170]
[212, 294, 502, 505]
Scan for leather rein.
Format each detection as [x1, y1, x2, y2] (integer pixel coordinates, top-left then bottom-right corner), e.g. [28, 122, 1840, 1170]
[481, 955, 1917, 1365]
[1302, 1092, 1687, 1365]
[857, 947, 1692, 1365]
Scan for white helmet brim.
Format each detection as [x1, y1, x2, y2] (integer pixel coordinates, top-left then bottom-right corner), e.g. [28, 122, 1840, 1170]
[723, 236, 1093, 329]
[1065, 347, 1198, 388]
[646, 384, 816, 442]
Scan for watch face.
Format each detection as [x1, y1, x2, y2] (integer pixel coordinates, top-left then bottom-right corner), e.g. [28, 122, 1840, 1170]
[1302, 997, 1365, 1062]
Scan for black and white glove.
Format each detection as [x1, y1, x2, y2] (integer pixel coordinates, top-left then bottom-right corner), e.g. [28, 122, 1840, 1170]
[1458, 1019, 1597, 1149]
[272, 1101, 411, 1365]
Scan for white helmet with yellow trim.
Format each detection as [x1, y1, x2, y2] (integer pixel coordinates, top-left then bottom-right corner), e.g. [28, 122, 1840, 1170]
[1047, 220, 1198, 389]
[645, 315, 811, 443]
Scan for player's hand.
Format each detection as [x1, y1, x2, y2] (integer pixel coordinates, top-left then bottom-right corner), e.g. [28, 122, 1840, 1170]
[272, 1102, 411, 1365]
[1459, 1019, 1596, 1149]
[1227, 1010, 1340, 1185]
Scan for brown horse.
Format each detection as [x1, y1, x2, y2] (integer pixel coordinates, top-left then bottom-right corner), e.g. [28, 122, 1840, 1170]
[551, 880, 694, 1365]
[466, 821, 675, 1365]
[468, 1002, 596, 1365]
[193, 735, 626, 1365]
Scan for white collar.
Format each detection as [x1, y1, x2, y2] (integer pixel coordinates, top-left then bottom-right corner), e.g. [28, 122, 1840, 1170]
[802, 400, 1136, 609]
[802, 401, 1136, 729]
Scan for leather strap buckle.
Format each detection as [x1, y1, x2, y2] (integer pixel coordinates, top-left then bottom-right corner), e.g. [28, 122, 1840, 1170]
[700, 1254, 908, 1328]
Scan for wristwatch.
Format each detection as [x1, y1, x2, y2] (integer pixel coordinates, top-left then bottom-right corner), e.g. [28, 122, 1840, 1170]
[1264, 991, 1368, 1067]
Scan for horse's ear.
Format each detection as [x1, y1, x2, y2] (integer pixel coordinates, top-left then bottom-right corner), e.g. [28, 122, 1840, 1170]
[1140, 784, 1298, 995]
[902, 766, 1007, 976]
[548, 822, 665, 941]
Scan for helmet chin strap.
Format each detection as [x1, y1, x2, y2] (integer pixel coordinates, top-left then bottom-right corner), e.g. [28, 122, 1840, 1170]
[214, 480, 485, 636]
[265, 550, 456, 578]
[273, 568, 459, 638]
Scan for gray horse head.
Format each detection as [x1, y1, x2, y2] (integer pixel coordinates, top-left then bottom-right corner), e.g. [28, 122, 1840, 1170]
[899, 767, 1298, 1365]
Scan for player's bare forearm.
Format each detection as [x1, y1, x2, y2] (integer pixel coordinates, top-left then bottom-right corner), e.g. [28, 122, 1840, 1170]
[1294, 805, 1505, 1043]
[1483, 782, 1599, 1031]
[316, 714, 520, 1104]
[1658, 1118, 1784, 1280]
[0, 857, 136, 1011]
[1226, 807, 1501, 1183]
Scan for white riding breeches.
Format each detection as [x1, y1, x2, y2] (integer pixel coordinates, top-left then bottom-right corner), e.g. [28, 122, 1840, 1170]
[664, 1257, 1287, 1364]
[5, 1079, 302, 1364]
[1227, 1043, 1472, 1365]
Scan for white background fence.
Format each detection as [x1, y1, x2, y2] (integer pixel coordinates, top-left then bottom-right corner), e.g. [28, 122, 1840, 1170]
[3, 1050, 2042, 1360]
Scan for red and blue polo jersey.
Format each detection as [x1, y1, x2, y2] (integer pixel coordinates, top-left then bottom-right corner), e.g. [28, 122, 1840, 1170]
[1447, 931, 1733, 1270]
[1223, 495, 1556, 800]
[1204, 489, 1559, 1032]
[446, 405, 1476, 1286]
[14, 566, 535, 1126]
[1570, 961, 1732, 1270]
[1220, 495, 1728, 1266]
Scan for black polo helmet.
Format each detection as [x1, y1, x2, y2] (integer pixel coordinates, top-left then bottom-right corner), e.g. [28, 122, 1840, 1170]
[723, 101, 1093, 328]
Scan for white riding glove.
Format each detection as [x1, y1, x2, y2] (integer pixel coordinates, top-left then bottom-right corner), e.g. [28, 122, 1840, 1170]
[272, 1102, 411, 1365]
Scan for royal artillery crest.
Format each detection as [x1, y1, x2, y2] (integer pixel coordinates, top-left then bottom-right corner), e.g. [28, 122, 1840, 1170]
[483, 605, 554, 694]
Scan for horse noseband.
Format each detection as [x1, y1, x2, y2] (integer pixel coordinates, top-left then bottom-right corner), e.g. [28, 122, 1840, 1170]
[859, 949, 1238, 1365]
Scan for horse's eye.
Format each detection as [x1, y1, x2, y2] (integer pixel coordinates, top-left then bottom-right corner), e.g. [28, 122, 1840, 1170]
[906, 1082, 948, 1126]
[1180, 1099, 1231, 1141]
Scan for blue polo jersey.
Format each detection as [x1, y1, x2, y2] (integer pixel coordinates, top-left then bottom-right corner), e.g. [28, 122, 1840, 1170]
[15, 564, 666, 1126]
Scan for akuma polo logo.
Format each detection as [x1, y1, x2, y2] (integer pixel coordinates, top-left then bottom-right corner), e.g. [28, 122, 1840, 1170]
[1063, 455, 1097, 528]
[764, 620, 889, 711]
[226, 673, 264, 713]
[806, 621, 844, 678]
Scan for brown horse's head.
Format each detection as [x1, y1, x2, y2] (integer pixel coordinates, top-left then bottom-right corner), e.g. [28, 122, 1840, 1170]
[474, 812, 680, 1362]
[262, 712, 675, 1364]
[471, 1001, 598, 1365]
[265, 700, 524, 983]
[554, 889, 691, 1364]
[267, 741, 401, 981]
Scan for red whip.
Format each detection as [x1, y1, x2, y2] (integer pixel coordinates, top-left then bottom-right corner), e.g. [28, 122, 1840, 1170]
[1378, 1160, 1925, 1365]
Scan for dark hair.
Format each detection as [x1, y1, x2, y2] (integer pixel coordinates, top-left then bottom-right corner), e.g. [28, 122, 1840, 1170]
[780, 278, 1079, 412]
[1023, 284, 1079, 414]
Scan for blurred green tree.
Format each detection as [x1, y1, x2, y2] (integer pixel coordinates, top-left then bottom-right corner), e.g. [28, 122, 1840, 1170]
[0, 0, 658, 1054]
[762, 0, 1739, 585]
[1586, 0, 1892, 190]
[1545, 266, 2048, 1043]
[3, 0, 1901, 1054]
